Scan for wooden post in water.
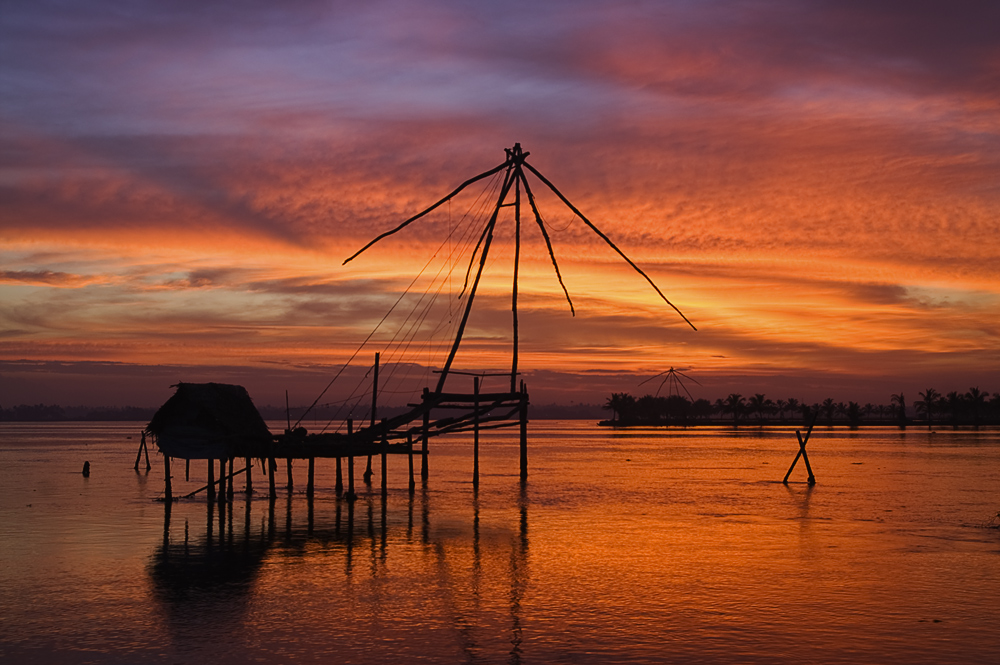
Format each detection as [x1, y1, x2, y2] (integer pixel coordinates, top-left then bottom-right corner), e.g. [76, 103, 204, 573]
[245, 457, 252, 494]
[307, 457, 315, 498]
[268, 456, 276, 500]
[219, 459, 227, 502]
[421, 388, 430, 480]
[207, 459, 216, 501]
[783, 414, 818, 485]
[347, 418, 356, 501]
[227, 457, 234, 498]
[185, 459, 190, 481]
[365, 352, 379, 484]
[286, 458, 293, 492]
[335, 455, 343, 496]
[473, 376, 480, 488]
[163, 455, 172, 503]
[519, 380, 528, 481]
[407, 432, 415, 493]
[380, 420, 388, 497]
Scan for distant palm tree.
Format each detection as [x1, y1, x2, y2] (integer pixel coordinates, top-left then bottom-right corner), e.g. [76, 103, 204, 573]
[775, 399, 788, 422]
[786, 398, 800, 422]
[916, 388, 940, 429]
[847, 402, 861, 429]
[748, 393, 770, 423]
[944, 391, 962, 428]
[966, 387, 989, 429]
[822, 398, 836, 426]
[723, 393, 746, 426]
[891, 393, 907, 427]
[863, 403, 874, 423]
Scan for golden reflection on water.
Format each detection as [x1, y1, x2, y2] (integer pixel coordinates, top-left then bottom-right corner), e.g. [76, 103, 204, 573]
[1, 422, 999, 663]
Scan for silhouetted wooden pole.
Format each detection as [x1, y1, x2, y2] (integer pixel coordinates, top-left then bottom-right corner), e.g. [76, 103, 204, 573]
[286, 458, 293, 492]
[185, 459, 190, 481]
[519, 380, 528, 480]
[227, 457, 234, 498]
[407, 432, 415, 493]
[347, 418, 356, 501]
[307, 457, 315, 498]
[218, 459, 227, 503]
[380, 422, 388, 498]
[365, 352, 379, 483]
[473, 376, 480, 488]
[163, 455, 172, 503]
[421, 389, 430, 480]
[783, 414, 818, 484]
[434, 166, 514, 394]
[268, 456, 276, 500]
[245, 457, 252, 494]
[335, 455, 343, 496]
[207, 459, 215, 501]
[511, 173, 520, 393]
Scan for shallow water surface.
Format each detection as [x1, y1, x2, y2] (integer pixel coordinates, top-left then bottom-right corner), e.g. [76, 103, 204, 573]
[1, 422, 998, 663]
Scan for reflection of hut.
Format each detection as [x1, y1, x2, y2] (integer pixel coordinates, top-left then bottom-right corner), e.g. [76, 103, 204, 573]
[147, 383, 273, 459]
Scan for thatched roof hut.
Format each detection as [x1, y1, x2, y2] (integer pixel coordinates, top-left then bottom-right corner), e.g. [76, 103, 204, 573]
[147, 383, 273, 459]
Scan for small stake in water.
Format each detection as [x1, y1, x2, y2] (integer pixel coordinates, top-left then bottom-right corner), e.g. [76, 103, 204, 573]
[783, 413, 818, 485]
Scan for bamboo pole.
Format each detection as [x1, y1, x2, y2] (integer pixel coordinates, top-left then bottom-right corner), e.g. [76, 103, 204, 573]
[473, 376, 480, 488]
[519, 380, 528, 481]
[245, 457, 252, 494]
[347, 418, 356, 501]
[307, 458, 315, 498]
[163, 455, 172, 503]
[407, 432, 415, 493]
[207, 459, 215, 501]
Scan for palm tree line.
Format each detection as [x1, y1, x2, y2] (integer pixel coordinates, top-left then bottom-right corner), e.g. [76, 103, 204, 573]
[602, 387, 999, 428]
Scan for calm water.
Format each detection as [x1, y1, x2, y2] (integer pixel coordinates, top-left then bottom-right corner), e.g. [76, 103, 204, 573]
[1, 421, 998, 664]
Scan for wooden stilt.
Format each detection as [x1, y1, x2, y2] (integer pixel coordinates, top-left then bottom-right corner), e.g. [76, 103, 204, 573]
[286, 458, 293, 492]
[185, 458, 190, 482]
[163, 455, 172, 503]
[227, 457, 234, 498]
[783, 414, 818, 484]
[268, 456, 276, 500]
[365, 352, 378, 484]
[381, 424, 388, 498]
[135, 432, 145, 470]
[346, 418, 356, 501]
[519, 381, 528, 480]
[421, 389, 430, 480]
[245, 457, 252, 494]
[218, 459, 227, 502]
[143, 435, 151, 471]
[307, 458, 315, 498]
[407, 432, 415, 493]
[207, 458, 216, 501]
[336, 455, 343, 496]
[473, 376, 480, 488]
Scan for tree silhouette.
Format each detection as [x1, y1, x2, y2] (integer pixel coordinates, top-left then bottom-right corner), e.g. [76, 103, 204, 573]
[891, 393, 907, 427]
[722, 394, 746, 426]
[822, 398, 836, 426]
[966, 387, 988, 429]
[915, 388, 940, 429]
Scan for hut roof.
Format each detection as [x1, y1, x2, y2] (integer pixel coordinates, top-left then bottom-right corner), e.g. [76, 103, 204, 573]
[147, 383, 272, 459]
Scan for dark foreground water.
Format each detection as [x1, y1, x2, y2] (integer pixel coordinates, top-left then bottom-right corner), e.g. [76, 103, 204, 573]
[1, 421, 998, 664]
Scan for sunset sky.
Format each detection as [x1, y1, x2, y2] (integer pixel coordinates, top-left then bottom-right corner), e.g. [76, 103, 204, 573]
[2, 0, 999, 410]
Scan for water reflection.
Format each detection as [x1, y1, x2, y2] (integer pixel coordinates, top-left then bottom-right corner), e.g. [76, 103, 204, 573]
[149, 485, 531, 661]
